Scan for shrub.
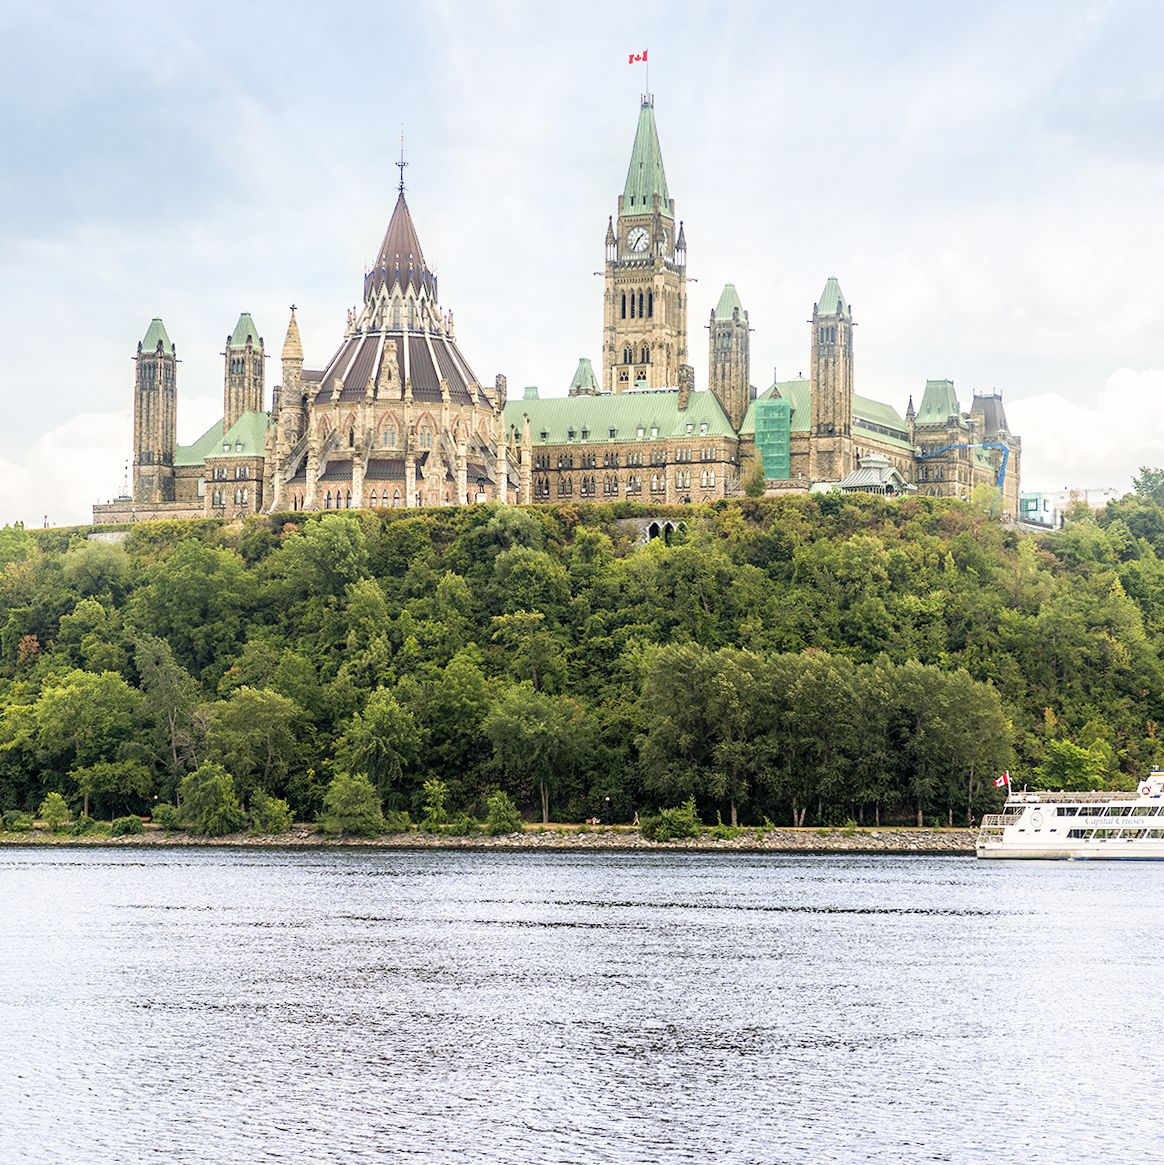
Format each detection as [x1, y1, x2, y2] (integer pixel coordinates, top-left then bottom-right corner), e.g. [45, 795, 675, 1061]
[440, 814, 481, 837]
[640, 797, 701, 842]
[152, 802, 182, 830]
[710, 822, 742, 841]
[111, 815, 146, 837]
[484, 790, 524, 836]
[249, 792, 293, 834]
[179, 762, 247, 837]
[71, 814, 100, 836]
[382, 809, 412, 834]
[38, 792, 71, 832]
[420, 778, 448, 829]
[2, 810, 34, 833]
[319, 772, 384, 837]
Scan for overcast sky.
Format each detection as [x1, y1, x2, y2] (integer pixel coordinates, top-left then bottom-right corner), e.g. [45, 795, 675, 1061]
[2, 0, 1162, 526]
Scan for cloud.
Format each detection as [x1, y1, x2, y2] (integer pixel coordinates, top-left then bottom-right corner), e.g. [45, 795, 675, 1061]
[0, 395, 221, 528]
[1007, 367, 1164, 493]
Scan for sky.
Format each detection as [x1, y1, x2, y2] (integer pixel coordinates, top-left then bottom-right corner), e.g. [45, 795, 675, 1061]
[1, 0, 1163, 526]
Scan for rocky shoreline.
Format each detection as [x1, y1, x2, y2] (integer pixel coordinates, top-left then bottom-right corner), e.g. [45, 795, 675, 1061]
[0, 826, 976, 854]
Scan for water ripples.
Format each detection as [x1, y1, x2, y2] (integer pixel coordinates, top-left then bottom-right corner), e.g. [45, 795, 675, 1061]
[1, 849, 1160, 1163]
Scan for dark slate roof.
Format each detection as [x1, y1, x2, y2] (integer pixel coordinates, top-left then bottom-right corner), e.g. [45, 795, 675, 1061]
[365, 458, 407, 482]
[364, 191, 438, 301]
[304, 329, 486, 408]
[970, 393, 1010, 437]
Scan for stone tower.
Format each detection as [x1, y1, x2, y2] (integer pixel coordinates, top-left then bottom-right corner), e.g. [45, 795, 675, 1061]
[223, 312, 264, 433]
[602, 96, 688, 393]
[709, 284, 750, 431]
[808, 277, 855, 482]
[132, 318, 177, 503]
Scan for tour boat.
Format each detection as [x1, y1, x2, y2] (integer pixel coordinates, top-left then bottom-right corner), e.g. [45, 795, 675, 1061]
[976, 771, 1164, 860]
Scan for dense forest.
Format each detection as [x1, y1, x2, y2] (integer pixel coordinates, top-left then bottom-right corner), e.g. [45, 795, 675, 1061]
[3, 485, 1164, 832]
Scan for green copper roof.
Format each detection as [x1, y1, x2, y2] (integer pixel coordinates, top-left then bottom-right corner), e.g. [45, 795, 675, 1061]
[228, 312, 261, 350]
[205, 410, 269, 459]
[176, 411, 269, 468]
[174, 419, 225, 468]
[713, 284, 744, 321]
[141, 318, 173, 353]
[622, 100, 672, 219]
[815, 277, 850, 319]
[504, 389, 735, 445]
[570, 358, 599, 394]
[915, 378, 961, 425]
[741, 377, 914, 452]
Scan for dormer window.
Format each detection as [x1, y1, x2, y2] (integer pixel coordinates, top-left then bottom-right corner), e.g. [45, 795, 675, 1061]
[540, 430, 548, 441]
[235, 441, 242, 452]
[686, 423, 694, 434]
[568, 429, 576, 441]
[636, 426, 645, 439]
[650, 425, 659, 439]
[609, 428, 617, 439]
[580, 428, 589, 441]
[700, 422, 709, 434]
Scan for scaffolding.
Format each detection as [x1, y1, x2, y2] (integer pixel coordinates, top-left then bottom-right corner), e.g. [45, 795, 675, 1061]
[754, 397, 791, 480]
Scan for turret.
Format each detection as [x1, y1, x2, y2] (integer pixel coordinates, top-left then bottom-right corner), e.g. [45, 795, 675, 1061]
[223, 312, 264, 433]
[709, 284, 750, 430]
[132, 318, 177, 504]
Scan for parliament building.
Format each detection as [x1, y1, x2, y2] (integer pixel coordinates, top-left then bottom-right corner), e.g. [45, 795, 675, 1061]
[94, 96, 1021, 524]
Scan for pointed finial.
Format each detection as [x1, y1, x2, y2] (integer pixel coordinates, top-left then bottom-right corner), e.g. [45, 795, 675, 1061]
[396, 126, 408, 194]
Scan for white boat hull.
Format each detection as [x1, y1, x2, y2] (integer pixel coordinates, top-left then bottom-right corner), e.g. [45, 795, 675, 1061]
[978, 839, 1164, 861]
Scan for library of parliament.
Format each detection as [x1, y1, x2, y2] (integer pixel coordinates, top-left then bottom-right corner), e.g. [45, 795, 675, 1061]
[94, 96, 1021, 525]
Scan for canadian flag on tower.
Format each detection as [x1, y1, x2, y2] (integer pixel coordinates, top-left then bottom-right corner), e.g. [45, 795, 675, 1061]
[993, 772, 1011, 788]
[628, 49, 648, 64]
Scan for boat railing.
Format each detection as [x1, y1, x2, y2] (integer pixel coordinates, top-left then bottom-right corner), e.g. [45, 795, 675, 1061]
[979, 814, 1019, 828]
[1006, 790, 1147, 804]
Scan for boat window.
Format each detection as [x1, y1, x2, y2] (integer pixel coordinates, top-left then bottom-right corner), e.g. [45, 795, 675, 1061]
[1056, 806, 1079, 816]
[1068, 828, 1088, 839]
[1134, 806, 1155, 816]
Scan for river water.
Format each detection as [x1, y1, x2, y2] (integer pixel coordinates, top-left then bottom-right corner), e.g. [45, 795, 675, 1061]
[1, 848, 1161, 1164]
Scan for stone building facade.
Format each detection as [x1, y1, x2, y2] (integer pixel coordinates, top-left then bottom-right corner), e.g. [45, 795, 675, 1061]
[95, 93, 1021, 525]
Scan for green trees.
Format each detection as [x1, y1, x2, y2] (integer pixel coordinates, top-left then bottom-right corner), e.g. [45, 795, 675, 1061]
[484, 683, 588, 823]
[37, 791, 70, 831]
[178, 762, 246, 836]
[334, 688, 424, 805]
[4, 493, 1164, 829]
[319, 773, 384, 837]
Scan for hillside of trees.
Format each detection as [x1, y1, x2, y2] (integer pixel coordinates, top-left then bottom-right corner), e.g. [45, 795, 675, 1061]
[3, 486, 1163, 830]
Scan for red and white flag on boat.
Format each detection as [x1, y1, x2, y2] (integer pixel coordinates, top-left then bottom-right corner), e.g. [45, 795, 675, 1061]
[629, 49, 648, 63]
[993, 772, 1011, 788]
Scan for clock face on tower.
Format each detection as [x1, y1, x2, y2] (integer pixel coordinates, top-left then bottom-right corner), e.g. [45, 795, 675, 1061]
[626, 226, 649, 253]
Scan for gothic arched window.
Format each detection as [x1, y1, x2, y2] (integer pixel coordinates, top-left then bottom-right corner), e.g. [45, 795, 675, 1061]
[349, 429, 355, 448]
[623, 347, 632, 365]
[325, 491, 332, 509]
[640, 346, 649, 364]
[392, 489, 402, 507]
[620, 292, 626, 320]
[345, 490, 352, 509]
[648, 291, 653, 318]
[638, 291, 644, 317]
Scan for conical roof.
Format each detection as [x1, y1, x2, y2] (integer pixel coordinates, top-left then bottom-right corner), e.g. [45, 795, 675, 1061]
[368, 190, 437, 301]
[815, 277, 850, 319]
[714, 284, 745, 321]
[623, 99, 672, 219]
[141, 318, 173, 353]
[281, 308, 303, 361]
[569, 357, 599, 395]
[228, 312, 261, 350]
